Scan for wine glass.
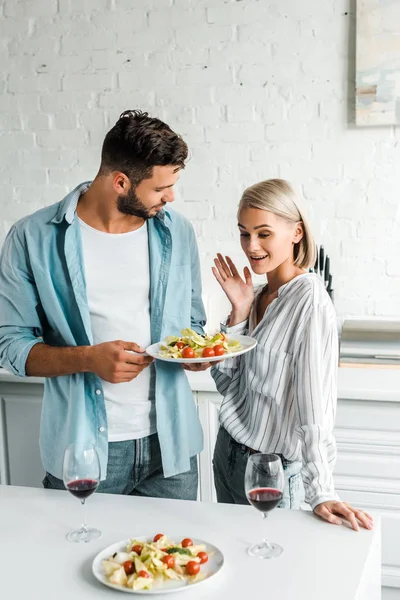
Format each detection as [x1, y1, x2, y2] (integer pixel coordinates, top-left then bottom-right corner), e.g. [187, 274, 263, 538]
[245, 453, 285, 559]
[63, 443, 102, 543]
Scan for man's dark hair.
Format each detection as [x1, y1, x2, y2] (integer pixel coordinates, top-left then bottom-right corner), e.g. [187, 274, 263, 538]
[100, 109, 189, 185]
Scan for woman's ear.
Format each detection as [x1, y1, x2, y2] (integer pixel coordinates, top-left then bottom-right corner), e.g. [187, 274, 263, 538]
[293, 221, 304, 244]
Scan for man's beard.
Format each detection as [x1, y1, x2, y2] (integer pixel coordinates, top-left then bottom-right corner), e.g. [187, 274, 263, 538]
[117, 187, 157, 220]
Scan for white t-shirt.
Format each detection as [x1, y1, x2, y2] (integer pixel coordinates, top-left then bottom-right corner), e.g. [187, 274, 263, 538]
[79, 218, 156, 442]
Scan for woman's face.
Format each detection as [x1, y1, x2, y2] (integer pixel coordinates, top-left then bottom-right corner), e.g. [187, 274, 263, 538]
[238, 207, 303, 275]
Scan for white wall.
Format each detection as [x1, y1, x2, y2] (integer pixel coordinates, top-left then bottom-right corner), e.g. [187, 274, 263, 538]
[0, 0, 399, 329]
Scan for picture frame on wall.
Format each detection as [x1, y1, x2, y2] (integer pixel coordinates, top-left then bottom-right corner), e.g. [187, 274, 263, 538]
[356, 0, 400, 126]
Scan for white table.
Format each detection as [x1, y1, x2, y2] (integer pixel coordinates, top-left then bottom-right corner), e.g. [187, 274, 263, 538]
[0, 485, 381, 600]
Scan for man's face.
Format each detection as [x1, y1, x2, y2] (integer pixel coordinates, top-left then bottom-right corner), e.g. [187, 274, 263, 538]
[117, 165, 180, 219]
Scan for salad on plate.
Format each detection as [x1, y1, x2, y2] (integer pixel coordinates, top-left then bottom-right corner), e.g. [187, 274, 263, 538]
[158, 328, 242, 360]
[102, 533, 211, 591]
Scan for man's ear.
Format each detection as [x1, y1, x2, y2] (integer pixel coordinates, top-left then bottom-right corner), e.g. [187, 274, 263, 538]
[112, 172, 130, 195]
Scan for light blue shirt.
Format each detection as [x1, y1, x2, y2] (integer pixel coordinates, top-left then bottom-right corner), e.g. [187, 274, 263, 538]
[0, 182, 206, 479]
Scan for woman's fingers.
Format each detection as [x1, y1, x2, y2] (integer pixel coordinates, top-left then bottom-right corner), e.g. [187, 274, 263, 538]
[225, 256, 239, 277]
[334, 505, 360, 531]
[333, 503, 376, 531]
[216, 253, 234, 279]
[182, 362, 213, 372]
[212, 266, 225, 286]
[349, 507, 374, 530]
[316, 501, 374, 531]
[213, 257, 229, 282]
[363, 511, 374, 522]
[243, 266, 252, 285]
[315, 504, 342, 526]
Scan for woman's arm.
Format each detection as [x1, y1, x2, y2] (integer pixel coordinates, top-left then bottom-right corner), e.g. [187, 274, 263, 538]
[209, 253, 254, 385]
[293, 300, 373, 530]
[293, 300, 339, 509]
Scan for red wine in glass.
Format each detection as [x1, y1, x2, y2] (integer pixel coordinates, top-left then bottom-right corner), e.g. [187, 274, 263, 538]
[245, 453, 285, 559]
[66, 479, 99, 501]
[63, 444, 101, 543]
[248, 487, 283, 513]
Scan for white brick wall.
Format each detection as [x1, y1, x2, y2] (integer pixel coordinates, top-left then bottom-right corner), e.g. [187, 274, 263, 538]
[0, 0, 399, 329]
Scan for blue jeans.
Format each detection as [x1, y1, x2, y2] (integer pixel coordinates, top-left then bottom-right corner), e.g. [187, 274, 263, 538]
[213, 427, 304, 508]
[43, 433, 198, 500]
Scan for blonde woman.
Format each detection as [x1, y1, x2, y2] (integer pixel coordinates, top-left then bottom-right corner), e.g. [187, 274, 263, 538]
[211, 179, 373, 531]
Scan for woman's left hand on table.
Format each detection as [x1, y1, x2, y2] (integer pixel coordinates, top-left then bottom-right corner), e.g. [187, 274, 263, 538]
[314, 501, 374, 531]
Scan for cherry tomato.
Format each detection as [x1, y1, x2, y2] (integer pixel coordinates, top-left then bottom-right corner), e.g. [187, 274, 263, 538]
[182, 347, 195, 359]
[213, 344, 225, 356]
[161, 548, 168, 552]
[131, 544, 142, 555]
[162, 555, 175, 568]
[197, 551, 208, 564]
[138, 570, 150, 579]
[181, 538, 193, 548]
[123, 560, 135, 575]
[202, 347, 215, 358]
[186, 561, 200, 576]
[176, 341, 185, 349]
[153, 533, 164, 542]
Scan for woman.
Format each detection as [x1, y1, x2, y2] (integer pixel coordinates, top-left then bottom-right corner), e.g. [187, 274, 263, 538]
[211, 179, 373, 531]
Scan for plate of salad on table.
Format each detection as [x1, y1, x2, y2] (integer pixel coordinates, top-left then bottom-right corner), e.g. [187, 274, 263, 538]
[92, 532, 224, 594]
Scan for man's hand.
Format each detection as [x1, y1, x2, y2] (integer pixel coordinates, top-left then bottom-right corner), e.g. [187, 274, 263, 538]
[314, 501, 374, 531]
[88, 340, 153, 383]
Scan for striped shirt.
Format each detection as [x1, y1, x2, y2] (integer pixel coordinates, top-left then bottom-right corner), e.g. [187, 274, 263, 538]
[211, 273, 340, 510]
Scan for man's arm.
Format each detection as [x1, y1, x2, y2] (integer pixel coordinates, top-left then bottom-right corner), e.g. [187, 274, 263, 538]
[0, 226, 153, 382]
[26, 340, 153, 383]
[25, 343, 91, 377]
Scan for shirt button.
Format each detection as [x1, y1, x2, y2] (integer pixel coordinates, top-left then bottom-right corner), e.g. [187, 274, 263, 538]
[99, 426, 105, 433]
[95, 389, 101, 395]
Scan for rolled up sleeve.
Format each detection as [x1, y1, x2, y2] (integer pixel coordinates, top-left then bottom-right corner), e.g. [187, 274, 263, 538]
[0, 226, 43, 376]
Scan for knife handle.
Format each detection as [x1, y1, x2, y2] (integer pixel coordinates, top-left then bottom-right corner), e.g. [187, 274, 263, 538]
[319, 245, 324, 276]
[324, 256, 330, 286]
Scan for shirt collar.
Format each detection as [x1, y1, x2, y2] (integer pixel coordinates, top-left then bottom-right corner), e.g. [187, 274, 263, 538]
[51, 181, 92, 225]
[51, 181, 173, 225]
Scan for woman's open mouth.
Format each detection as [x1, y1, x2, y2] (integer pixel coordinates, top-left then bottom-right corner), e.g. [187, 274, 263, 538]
[250, 254, 268, 261]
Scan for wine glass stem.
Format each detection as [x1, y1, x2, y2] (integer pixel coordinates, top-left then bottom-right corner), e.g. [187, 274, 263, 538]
[81, 499, 88, 532]
[262, 512, 271, 547]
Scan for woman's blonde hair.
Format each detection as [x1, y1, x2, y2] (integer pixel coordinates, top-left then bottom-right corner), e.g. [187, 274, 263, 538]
[238, 178, 316, 269]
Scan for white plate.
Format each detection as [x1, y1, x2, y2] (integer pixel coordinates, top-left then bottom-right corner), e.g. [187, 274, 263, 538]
[146, 334, 257, 364]
[92, 536, 224, 595]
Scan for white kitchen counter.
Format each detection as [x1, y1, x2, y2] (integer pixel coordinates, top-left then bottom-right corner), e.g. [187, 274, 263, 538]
[0, 366, 399, 402]
[0, 366, 399, 598]
[0, 484, 381, 600]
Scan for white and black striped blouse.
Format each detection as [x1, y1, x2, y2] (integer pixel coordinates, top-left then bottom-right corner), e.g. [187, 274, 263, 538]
[211, 273, 340, 510]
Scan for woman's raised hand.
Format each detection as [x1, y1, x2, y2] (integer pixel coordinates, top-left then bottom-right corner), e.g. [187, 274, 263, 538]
[212, 254, 254, 325]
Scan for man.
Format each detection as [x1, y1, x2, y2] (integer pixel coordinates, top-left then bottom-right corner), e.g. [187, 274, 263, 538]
[0, 110, 207, 500]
